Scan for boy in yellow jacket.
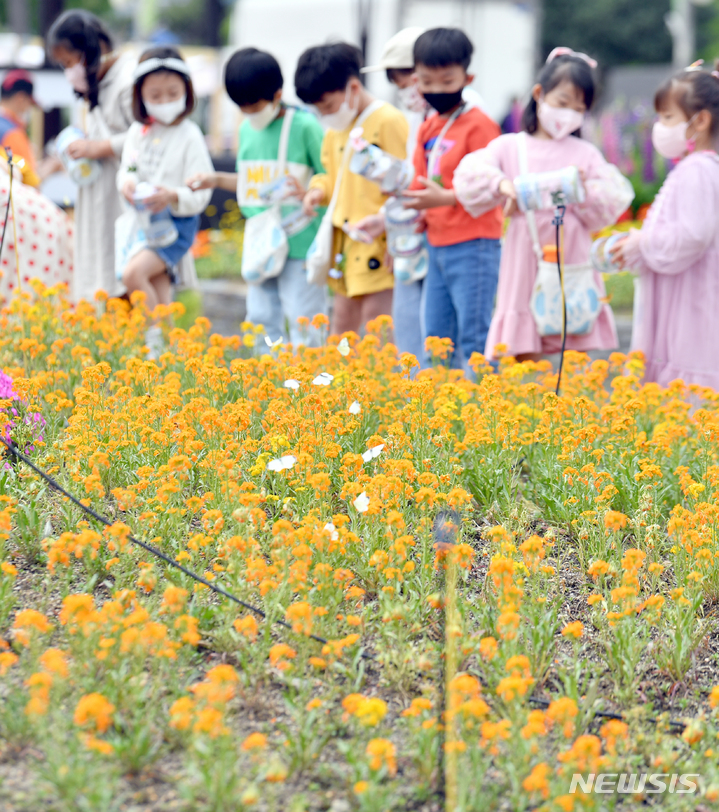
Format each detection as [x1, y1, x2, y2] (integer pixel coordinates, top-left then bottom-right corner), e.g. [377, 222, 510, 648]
[296, 43, 408, 336]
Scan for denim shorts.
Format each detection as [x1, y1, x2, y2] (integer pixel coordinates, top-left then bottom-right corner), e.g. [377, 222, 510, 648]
[154, 214, 200, 283]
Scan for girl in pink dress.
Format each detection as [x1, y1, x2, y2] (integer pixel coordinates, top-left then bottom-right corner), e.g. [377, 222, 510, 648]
[454, 49, 634, 361]
[611, 62, 719, 390]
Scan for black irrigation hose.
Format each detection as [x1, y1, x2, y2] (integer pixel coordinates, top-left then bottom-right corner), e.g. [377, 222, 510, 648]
[2, 439, 697, 733]
[0, 437, 375, 658]
[554, 203, 567, 397]
[528, 695, 687, 733]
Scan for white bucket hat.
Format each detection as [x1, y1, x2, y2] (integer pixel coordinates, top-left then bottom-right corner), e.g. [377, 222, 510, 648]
[360, 27, 426, 73]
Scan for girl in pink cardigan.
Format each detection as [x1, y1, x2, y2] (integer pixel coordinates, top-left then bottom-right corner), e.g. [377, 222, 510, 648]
[612, 62, 719, 390]
[454, 49, 634, 361]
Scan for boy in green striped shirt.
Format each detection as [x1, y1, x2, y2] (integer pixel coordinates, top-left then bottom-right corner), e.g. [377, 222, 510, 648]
[187, 48, 327, 345]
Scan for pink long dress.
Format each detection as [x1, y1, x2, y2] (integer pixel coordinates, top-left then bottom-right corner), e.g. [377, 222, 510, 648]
[454, 133, 634, 359]
[630, 151, 719, 389]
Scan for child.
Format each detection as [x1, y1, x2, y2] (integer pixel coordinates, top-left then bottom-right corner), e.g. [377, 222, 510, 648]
[355, 27, 492, 365]
[402, 28, 503, 372]
[454, 48, 634, 362]
[117, 47, 213, 319]
[187, 48, 327, 346]
[357, 27, 429, 364]
[297, 42, 408, 336]
[48, 10, 136, 302]
[611, 61, 719, 390]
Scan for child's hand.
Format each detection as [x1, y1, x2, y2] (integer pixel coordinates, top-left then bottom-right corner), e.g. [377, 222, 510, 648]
[351, 213, 386, 240]
[608, 228, 642, 269]
[66, 139, 101, 160]
[122, 179, 137, 205]
[186, 172, 217, 191]
[143, 186, 178, 213]
[403, 177, 456, 210]
[283, 175, 306, 200]
[499, 178, 518, 217]
[302, 188, 324, 217]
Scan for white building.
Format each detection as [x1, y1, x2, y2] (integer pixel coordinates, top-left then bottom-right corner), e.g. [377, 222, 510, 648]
[228, 0, 538, 125]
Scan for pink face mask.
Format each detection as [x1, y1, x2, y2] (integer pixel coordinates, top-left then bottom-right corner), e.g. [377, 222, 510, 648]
[64, 62, 88, 94]
[651, 117, 697, 160]
[537, 99, 584, 140]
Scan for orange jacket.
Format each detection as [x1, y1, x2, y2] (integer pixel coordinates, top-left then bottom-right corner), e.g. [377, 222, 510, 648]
[0, 109, 39, 187]
[411, 106, 502, 247]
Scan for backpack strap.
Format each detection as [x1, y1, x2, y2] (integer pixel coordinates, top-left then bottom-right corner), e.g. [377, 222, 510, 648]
[276, 106, 295, 177]
[327, 99, 386, 215]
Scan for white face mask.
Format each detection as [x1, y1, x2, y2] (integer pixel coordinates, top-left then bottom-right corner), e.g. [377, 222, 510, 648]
[651, 118, 696, 160]
[145, 95, 187, 125]
[245, 101, 280, 131]
[318, 85, 359, 131]
[397, 84, 427, 114]
[65, 62, 88, 94]
[537, 99, 585, 140]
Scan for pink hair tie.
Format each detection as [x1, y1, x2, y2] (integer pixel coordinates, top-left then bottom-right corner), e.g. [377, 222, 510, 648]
[686, 59, 705, 72]
[546, 46, 598, 70]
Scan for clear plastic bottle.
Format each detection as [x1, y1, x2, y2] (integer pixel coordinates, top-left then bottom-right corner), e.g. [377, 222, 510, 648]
[133, 182, 178, 248]
[55, 126, 101, 186]
[348, 129, 414, 194]
[591, 233, 624, 273]
[384, 197, 422, 257]
[514, 166, 585, 212]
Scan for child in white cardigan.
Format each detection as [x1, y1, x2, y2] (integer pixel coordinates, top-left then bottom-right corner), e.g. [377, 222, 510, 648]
[117, 47, 213, 311]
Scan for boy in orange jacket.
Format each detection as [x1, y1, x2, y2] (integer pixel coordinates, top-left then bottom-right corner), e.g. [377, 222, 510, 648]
[404, 28, 502, 372]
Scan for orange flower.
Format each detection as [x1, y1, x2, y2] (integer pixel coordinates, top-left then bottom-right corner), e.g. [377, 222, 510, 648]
[74, 693, 115, 733]
[169, 696, 195, 730]
[39, 648, 69, 677]
[241, 732, 268, 751]
[366, 738, 397, 776]
[269, 643, 297, 671]
[547, 697, 578, 739]
[522, 762, 550, 798]
[604, 511, 629, 533]
[234, 614, 259, 641]
[478, 636, 498, 661]
[285, 601, 313, 635]
[561, 621, 584, 640]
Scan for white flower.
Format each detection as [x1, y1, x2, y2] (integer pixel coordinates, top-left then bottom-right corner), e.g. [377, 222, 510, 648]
[312, 372, 334, 386]
[266, 454, 297, 472]
[284, 379, 300, 390]
[323, 522, 339, 541]
[361, 444, 385, 463]
[353, 492, 370, 513]
[337, 337, 350, 357]
[264, 335, 283, 348]
[348, 401, 361, 415]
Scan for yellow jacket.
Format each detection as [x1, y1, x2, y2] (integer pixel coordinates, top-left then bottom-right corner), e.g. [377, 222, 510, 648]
[309, 101, 408, 298]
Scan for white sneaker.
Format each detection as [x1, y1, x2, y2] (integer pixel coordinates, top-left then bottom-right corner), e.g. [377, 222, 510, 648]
[145, 325, 163, 360]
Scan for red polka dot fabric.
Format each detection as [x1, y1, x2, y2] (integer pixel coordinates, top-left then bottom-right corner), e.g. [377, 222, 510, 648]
[0, 172, 73, 303]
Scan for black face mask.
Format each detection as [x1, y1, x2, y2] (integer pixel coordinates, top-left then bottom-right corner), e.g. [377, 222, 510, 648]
[422, 89, 463, 115]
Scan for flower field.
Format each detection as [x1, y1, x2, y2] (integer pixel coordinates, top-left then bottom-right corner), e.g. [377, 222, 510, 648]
[3, 284, 719, 811]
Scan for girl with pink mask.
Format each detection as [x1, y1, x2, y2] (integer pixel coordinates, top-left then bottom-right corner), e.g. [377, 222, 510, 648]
[454, 50, 634, 362]
[610, 62, 719, 389]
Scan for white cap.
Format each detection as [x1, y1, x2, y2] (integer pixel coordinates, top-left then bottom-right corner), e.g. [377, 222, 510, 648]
[360, 27, 425, 73]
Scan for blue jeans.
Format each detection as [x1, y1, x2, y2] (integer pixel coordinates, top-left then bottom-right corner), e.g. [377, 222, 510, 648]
[423, 238, 501, 372]
[246, 257, 328, 346]
[393, 277, 425, 365]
